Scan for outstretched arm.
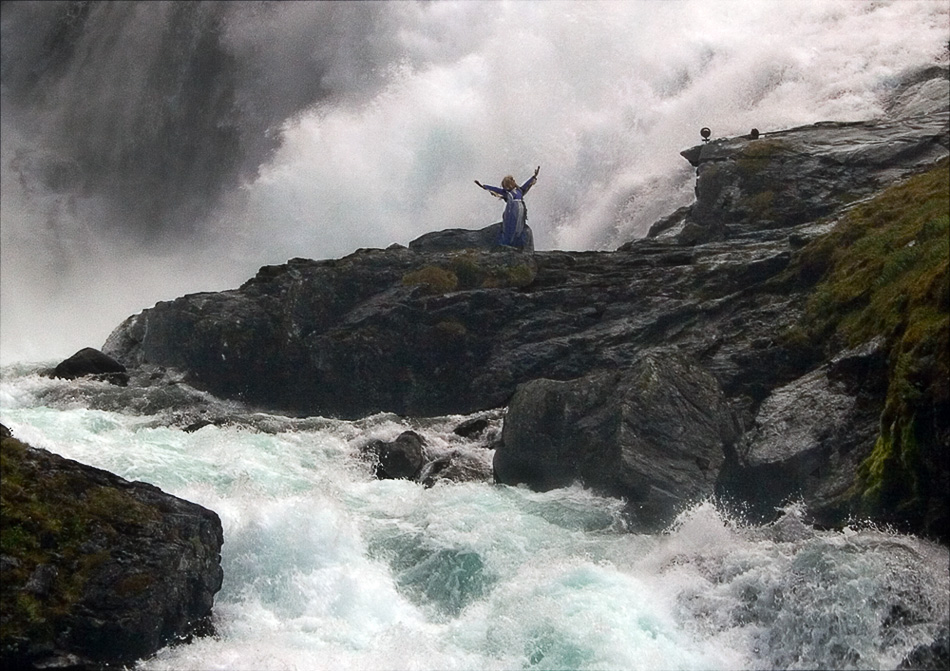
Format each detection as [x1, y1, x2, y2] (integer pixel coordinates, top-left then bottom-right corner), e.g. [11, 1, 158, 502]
[475, 180, 506, 197]
[521, 166, 540, 193]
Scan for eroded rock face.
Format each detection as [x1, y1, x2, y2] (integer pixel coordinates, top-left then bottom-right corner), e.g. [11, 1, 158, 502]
[101, 65, 948, 422]
[0, 435, 224, 670]
[495, 350, 738, 531]
[718, 355, 884, 524]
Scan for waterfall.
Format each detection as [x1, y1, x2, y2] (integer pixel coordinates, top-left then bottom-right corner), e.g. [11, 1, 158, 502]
[2, 0, 948, 363]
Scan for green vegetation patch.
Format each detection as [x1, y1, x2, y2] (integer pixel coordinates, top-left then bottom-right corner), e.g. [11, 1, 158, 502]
[402, 251, 537, 295]
[737, 139, 790, 177]
[791, 158, 949, 533]
[402, 266, 459, 294]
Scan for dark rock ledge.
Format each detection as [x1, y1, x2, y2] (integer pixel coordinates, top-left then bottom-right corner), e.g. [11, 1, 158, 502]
[0, 426, 223, 670]
[92, 66, 948, 540]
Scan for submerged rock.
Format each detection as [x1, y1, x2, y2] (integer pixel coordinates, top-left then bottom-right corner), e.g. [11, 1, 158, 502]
[0, 435, 223, 669]
[362, 430, 428, 480]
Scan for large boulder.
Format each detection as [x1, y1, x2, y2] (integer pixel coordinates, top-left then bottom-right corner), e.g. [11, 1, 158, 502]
[494, 350, 738, 531]
[52, 347, 128, 385]
[716, 337, 915, 532]
[409, 222, 534, 252]
[0, 434, 223, 669]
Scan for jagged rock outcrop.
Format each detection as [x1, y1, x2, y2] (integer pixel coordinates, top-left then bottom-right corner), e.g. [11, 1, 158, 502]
[0, 431, 223, 670]
[100, 66, 949, 536]
[675, 65, 949, 244]
[495, 350, 738, 530]
[103, 69, 948, 421]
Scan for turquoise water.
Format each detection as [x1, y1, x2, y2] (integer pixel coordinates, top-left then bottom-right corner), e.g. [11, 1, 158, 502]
[2, 366, 947, 670]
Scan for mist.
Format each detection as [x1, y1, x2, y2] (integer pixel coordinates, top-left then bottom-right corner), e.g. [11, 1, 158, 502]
[2, 0, 947, 364]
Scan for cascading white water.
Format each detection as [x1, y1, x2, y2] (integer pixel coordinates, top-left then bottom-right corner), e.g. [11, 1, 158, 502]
[1, 368, 948, 670]
[1, 0, 948, 363]
[2, 5, 949, 665]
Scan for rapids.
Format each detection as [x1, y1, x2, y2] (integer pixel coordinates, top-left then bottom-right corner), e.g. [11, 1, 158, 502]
[2, 365, 947, 670]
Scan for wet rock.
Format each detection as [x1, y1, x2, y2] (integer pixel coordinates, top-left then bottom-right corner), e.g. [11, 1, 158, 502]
[52, 347, 128, 386]
[409, 222, 534, 252]
[0, 435, 223, 669]
[363, 431, 427, 480]
[899, 627, 950, 671]
[23, 564, 58, 597]
[98, 66, 948, 538]
[677, 67, 948, 244]
[453, 417, 490, 439]
[420, 450, 494, 487]
[495, 350, 737, 531]
[717, 343, 888, 527]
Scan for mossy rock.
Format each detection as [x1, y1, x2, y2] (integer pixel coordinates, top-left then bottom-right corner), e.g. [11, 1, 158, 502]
[402, 265, 459, 294]
[737, 139, 791, 177]
[402, 251, 537, 294]
[788, 158, 949, 539]
[1, 431, 223, 667]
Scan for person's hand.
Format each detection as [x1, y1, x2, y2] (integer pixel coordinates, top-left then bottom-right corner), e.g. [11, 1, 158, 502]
[474, 180, 482, 187]
[534, 166, 540, 177]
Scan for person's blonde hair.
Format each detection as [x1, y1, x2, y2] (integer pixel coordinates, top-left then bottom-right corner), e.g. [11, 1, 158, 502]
[501, 175, 517, 190]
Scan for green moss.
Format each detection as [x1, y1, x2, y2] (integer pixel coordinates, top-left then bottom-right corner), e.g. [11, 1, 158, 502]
[787, 158, 949, 533]
[402, 266, 459, 294]
[404, 253, 536, 294]
[0, 435, 164, 647]
[737, 139, 789, 177]
[742, 190, 775, 220]
[449, 252, 485, 289]
[116, 572, 154, 597]
[504, 263, 537, 288]
[86, 486, 159, 528]
[435, 319, 467, 338]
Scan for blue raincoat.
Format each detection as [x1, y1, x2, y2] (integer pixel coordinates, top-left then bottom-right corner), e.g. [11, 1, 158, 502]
[478, 174, 537, 248]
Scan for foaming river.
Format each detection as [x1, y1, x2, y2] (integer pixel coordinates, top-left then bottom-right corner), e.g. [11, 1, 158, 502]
[2, 364, 947, 670]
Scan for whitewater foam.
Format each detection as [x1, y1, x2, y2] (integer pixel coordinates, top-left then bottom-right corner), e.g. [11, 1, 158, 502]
[1, 366, 947, 670]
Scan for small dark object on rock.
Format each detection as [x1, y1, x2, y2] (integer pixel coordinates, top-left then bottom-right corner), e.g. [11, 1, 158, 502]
[750, 128, 760, 139]
[53, 347, 128, 386]
[700, 127, 711, 142]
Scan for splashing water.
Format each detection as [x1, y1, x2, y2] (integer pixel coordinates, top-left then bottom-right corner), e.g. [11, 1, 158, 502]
[2, 0, 948, 362]
[2, 365, 947, 670]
